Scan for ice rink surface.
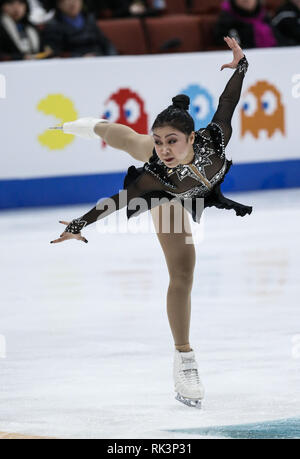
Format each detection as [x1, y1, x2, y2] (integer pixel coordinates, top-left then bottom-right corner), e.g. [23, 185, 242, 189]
[0, 188, 300, 439]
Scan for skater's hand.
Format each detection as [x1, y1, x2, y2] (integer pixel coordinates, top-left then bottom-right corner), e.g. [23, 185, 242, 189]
[221, 36, 244, 71]
[50, 221, 88, 244]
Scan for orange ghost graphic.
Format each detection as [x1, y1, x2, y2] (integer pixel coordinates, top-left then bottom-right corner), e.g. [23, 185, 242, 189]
[241, 81, 285, 139]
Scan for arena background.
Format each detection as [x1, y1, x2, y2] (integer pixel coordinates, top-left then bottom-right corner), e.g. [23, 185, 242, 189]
[1, 45, 300, 440]
[0, 47, 299, 209]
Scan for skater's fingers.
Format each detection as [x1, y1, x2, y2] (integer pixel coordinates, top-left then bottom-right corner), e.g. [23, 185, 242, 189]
[232, 37, 241, 49]
[72, 233, 88, 244]
[50, 235, 68, 244]
[60, 230, 71, 238]
[220, 62, 233, 71]
[224, 36, 234, 48]
[59, 220, 70, 226]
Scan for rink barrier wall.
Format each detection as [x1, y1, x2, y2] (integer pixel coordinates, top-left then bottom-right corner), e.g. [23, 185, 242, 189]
[1, 159, 300, 209]
[1, 48, 300, 209]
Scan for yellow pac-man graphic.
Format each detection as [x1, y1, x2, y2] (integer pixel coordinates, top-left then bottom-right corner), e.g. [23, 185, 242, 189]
[37, 94, 78, 150]
[241, 81, 285, 139]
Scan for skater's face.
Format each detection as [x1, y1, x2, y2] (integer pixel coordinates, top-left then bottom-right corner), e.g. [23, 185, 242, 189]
[1, 1, 27, 21]
[57, 0, 82, 18]
[153, 126, 195, 168]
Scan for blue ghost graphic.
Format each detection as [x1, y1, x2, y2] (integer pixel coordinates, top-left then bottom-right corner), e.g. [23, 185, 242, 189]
[181, 84, 215, 130]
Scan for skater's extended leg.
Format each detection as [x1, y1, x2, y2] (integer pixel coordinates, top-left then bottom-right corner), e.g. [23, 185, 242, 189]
[56, 118, 154, 162]
[94, 122, 154, 162]
[151, 200, 195, 352]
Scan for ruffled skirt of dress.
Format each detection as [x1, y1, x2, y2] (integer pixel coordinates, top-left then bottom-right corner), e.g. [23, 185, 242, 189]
[123, 161, 253, 224]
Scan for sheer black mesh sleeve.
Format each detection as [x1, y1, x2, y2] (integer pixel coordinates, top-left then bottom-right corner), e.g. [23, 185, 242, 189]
[211, 55, 248, 147]
[71, 171, 167, 231]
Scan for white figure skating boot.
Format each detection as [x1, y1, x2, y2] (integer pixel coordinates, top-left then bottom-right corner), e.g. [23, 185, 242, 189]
[173, 349, 204, 408]
[49, 117, 108, 139]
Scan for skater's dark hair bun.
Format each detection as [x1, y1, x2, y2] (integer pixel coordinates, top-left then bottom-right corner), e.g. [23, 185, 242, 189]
[172, 94, 190, 111]
[152, 94, 194, 137]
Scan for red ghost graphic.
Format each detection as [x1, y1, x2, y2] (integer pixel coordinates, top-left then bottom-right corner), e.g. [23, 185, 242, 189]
[101, 88, 148, 147]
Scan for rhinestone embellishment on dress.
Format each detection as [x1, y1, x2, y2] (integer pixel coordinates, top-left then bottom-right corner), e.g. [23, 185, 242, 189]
[144, 123, 227, 198]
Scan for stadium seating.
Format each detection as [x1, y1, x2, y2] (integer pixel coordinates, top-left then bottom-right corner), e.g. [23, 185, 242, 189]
[98, 18, 148, 55]
[165, 0, 188, 14]
[199, 14, 227, 51]
[144, 14, 204, 53]
[96, 1, 286, 56]
[191, 0, 281, 16]
[191, 0, 222, 15]
[264, 0, 283, 16]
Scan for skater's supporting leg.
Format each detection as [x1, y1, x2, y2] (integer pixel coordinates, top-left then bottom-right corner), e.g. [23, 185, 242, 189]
[151, 200, 196, 352]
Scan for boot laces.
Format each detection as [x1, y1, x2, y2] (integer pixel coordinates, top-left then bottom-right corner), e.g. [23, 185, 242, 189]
[182, 358, 200, 385]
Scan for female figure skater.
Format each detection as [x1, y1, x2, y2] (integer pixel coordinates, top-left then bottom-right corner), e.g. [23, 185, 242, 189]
[50, 37, 252, 408]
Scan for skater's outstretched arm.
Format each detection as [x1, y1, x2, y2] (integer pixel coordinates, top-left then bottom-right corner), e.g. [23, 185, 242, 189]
[50, 191, 124, 245]
[50, 171, 166, 244]
[210, 36, 249, 147]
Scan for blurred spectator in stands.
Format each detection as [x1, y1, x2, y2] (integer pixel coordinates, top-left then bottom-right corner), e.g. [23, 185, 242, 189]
[42, 0, 118, 57]
[86, 0, 166, 19]
[27, 0, 54, 24]
[272, 0, 300, 45]
[214, 0, 290, 48]
[0, 0, 52, 60]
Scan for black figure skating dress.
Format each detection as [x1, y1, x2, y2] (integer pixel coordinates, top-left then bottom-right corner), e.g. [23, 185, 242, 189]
[65, 55, 252, 234]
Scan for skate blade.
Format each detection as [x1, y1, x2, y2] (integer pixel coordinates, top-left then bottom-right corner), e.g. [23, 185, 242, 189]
[175, 393, 202, 409]
[48, 126, 63, 131]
